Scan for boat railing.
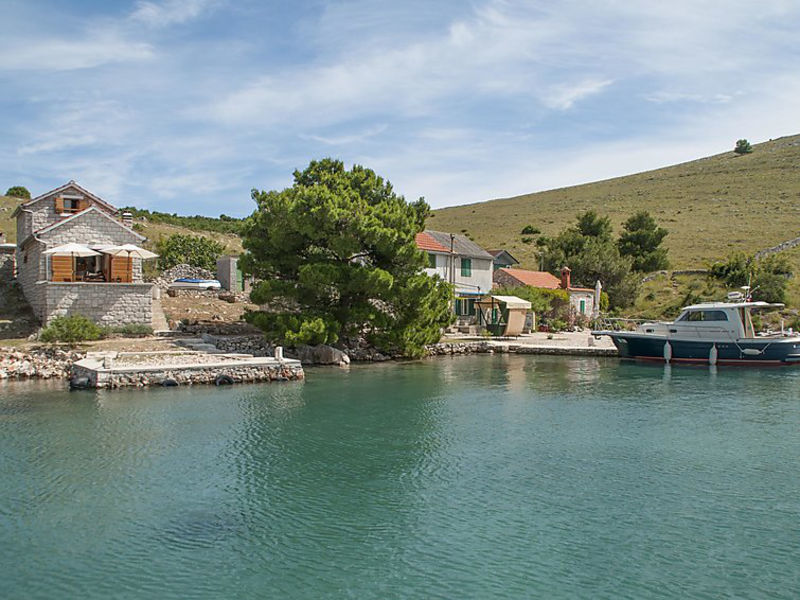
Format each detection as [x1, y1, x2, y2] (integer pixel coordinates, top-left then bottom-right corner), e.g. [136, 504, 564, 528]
[592, 316, 657, 332]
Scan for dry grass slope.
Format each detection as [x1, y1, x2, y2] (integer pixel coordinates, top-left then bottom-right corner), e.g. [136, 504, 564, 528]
[431, 134, 800, 271]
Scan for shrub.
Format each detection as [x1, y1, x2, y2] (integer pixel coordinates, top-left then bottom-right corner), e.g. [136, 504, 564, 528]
[521, 225, 540, 235]
[40, 315, 104, 343]
[5, 186, 30, 199]
[156, 233, 225, 271]
[734, 139, 753, 155]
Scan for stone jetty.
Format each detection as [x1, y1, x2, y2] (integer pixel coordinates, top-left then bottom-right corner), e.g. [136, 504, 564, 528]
[70, 349, 303, 389]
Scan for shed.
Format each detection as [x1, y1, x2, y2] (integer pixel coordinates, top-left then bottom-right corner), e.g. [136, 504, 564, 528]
[475, 295, 532, 337]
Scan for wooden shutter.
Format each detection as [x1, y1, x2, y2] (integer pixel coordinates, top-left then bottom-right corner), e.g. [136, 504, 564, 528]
[54, 196, 65, 213]
[110, 256, 132, 283]
[51, 256, 74, 282]
[77, 198, 90, 211]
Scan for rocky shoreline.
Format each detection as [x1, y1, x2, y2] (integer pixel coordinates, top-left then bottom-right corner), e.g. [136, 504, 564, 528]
[1, 334, 616, 383]
[0, 348, 85, 380]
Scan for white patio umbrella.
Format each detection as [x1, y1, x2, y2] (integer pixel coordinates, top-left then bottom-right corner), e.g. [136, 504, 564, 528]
[101, 243, 159, 260]
[43, 242, 101, 257]
[43, 243, 101, 282]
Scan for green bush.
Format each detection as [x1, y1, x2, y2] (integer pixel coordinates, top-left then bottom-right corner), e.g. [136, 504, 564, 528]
[5, 185, 30, 199]
[734, 139, 753, 155]
[40, 315, 104, 343]
[156, 233, 225, 271]
[521, 225, 540, 235]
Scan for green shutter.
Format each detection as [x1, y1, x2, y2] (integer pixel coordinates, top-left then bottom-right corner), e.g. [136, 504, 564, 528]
[461, 258, 472, 277]
[428, 253, 437, 268]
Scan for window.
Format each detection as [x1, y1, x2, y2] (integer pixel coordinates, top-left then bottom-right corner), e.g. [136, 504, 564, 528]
[460, 258, 472, 277]
[579, 299, 586, 314]
[679, 310, 728, 322]
[428, 253, 437, 268]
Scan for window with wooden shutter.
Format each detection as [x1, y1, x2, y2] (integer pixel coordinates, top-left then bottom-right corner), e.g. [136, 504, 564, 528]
[110, 256, 132, 283]
[51, 256, 74, 282]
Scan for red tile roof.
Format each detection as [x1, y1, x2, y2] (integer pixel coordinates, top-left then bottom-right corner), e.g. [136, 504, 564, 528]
[498, 268, 562, 289]
[415, 232, 449, 253]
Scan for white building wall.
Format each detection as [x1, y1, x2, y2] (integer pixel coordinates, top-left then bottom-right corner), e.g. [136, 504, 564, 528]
[422, 253, 493, 295]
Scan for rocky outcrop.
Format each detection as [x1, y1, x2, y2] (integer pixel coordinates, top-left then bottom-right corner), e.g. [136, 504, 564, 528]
[0, 347, 85, 379]
[152, 264, 216, 291]
[287, 344, 351, 366]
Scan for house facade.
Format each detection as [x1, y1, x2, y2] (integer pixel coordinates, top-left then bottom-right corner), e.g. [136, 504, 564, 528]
[13, 181, 154, 327]
[416, 230, 493, 318]
[493, 266, 597, 318]
[487, 249, 520, 271]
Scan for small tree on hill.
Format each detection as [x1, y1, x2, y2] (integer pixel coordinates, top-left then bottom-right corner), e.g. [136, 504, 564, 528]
[734, 139, 753, 155]
[618, 211, 669, 272]
[241, 158, 453, 357]
[5, 186, 30, 199]
[156, 234, 224, 271]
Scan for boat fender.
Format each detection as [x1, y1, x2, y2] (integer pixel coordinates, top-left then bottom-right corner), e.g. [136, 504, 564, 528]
[742, 348, 761, 356]
[663, 341, 672, 363]
[215, 374, 234, 386]
[709, 344, 718, 366]
[161, 378, 179, 387]
[69, 376, 91, 390]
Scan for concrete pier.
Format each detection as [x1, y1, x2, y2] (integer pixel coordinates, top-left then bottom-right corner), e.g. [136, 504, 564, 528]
[70, 349, 303, 389]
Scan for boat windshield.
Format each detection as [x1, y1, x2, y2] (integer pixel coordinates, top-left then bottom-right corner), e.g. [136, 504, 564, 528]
[677, 310, 728, 322]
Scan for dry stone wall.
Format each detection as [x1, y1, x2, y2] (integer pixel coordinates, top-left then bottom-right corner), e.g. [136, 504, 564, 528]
[43, 282, 153, 326]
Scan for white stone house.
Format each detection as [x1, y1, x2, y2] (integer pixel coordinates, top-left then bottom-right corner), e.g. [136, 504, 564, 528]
[12, 181, 154, 327]
[416, 230, 494, 319]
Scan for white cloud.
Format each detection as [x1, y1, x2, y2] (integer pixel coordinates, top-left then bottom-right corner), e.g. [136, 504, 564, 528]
[541, 79, 614, 110]
[129, 0, 219, 28]
[0, 35, 153, 71]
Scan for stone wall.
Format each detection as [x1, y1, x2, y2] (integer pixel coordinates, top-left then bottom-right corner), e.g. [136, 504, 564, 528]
[0, 245, 15, 281]
[17, 243, 46, 317]
[153, 264, 216, 290]
[41, 282, 153, 326]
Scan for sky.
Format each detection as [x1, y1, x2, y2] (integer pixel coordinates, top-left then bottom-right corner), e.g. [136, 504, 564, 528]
[1, 0, 799, 217]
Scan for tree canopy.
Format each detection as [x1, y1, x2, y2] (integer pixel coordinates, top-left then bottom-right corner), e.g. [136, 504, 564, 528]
[618, 211, 669, 272]
[734, 139, 753, 155]
[156, 233, 224, 271]
[5, 186, 30, 199]
[538, 210, 641, 309]
[241, 158, 453, 357]
[710, 252, 791, 303]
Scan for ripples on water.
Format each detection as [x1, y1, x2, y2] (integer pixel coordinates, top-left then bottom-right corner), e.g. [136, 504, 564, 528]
[2, 356, 800, 599]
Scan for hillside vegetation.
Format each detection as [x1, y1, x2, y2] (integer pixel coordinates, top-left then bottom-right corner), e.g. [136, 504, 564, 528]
[430, 135, 800, 271]
[0, 195, 22, 242]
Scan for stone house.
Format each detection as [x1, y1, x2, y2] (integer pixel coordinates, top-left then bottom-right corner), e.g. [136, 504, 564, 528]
[416, 230, 494, 319]
[493, 266, 597, 318]
[487, 249, 520, 271]
[12, 181, 154, 326]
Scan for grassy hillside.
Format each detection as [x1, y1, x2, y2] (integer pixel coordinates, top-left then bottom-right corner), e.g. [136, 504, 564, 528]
[0, 195, 23, 243]
[430, 135, 800, 271]
[135, 220, 243, 256]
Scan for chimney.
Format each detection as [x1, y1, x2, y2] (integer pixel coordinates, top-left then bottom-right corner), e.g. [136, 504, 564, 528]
[560, 266, 571, 290]
[121, 212, 133, 228]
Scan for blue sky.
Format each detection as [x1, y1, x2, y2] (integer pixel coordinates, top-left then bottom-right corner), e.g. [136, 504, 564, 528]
[1, 0, 799, 216]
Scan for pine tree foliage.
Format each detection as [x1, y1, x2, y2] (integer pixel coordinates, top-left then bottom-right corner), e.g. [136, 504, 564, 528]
[618, 211, 669, 272]
[241, 159, 453, 357]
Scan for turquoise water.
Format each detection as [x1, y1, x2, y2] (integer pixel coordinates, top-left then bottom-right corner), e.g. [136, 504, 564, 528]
[2, 355, 800, 599]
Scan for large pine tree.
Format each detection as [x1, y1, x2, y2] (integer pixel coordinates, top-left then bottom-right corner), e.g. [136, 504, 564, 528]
[241, 159, 453, 357]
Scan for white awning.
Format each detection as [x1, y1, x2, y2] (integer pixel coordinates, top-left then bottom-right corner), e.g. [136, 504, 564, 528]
[482, 295, 532, 310]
